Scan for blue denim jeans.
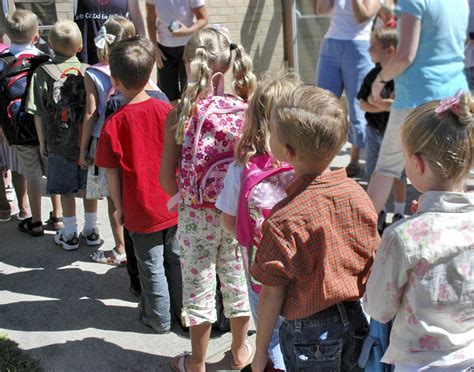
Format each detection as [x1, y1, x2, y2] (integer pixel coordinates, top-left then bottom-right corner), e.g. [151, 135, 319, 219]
[248, 283, 286, 370]
[316, 38, 373, 149]
[46, 152, 87, 195]
[130, 225, 182, 331]
[279, 301, 369, 372]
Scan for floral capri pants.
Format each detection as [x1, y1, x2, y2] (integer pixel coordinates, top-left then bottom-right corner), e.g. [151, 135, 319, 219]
[178, 205, 250, 326]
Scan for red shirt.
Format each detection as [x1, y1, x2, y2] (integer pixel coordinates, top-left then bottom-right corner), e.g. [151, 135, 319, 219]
[250, 168, 380, 320]
[95, 98, 177, 233]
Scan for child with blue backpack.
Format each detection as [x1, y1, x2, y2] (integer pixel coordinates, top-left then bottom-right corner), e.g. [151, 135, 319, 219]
[160, 26, 256, 372]
[216, 74, 300, 372]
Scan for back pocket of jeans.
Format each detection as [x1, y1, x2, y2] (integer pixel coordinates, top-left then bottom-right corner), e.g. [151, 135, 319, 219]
[294, 339, 343, 371]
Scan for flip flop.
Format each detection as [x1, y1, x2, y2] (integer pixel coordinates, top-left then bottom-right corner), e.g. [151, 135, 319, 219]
[91, 248, 127, 266]
[231, 342, 255, 370]
[171, 351, 191, 372]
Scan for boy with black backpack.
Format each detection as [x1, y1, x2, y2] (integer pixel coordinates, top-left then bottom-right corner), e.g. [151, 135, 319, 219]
[0, 9, 63, 236]
[25, 20, 100, 251]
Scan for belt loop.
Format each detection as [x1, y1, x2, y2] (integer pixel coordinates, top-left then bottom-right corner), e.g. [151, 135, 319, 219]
[294, 318, 302, 333]
[337, 302, 350, 328]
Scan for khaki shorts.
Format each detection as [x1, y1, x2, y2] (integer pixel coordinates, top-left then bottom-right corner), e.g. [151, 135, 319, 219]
[15, 145, 48, 181]
[374, 108, 414, 179]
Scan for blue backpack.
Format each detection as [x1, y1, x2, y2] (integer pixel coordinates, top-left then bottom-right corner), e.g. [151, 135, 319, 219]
[358, 319, 394, 372]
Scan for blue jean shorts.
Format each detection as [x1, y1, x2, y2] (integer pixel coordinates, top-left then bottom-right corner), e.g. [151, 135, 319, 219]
[46, 153, 87, 195]
[279, 301, 369, 372]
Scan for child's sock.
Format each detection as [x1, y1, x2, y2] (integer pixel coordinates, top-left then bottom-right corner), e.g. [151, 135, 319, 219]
[63, 216, 77, 238]
[83, 212, 98, 234]
[394, 202, 406, 216]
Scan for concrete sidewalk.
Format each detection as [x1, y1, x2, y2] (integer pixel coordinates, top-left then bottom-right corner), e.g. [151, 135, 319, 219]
[0, 145, 418, 371]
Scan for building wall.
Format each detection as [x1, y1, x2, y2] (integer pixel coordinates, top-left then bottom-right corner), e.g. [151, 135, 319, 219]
[54, 0, 285, 78]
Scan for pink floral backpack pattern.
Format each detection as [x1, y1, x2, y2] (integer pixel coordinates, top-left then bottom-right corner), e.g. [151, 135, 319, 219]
[236, 153, 295, 293]
[178, 94, 248, 208]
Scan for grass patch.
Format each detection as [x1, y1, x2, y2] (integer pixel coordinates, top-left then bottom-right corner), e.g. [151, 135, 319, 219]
[0, 334, 43, 372]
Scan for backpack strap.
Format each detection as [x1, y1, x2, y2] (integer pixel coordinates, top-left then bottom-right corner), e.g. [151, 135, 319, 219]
[41, 62, 64, 82]
[0, 52, 15, 66]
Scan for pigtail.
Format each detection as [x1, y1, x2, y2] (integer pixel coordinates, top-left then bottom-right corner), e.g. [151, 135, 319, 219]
[175, 46, 212, 144]
[232, 44, 256, 101]
[458, 93, 474, 128]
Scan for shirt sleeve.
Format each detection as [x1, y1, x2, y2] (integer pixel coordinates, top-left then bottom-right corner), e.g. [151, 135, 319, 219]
[357, 72, 372, 101]
[363, 229, 409, 323]
[95, 119, 122, 169]
[25, 70, 46, 116]
[250, 219, 295, 287]
[215, 162, 243, 216]
[397, 0, 425, 20]
[191, 0, 205, 8]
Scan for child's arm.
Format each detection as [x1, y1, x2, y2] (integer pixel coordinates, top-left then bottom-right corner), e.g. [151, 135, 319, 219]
[160, 109, 181, 196]
[222, 213, 236, 235]
[360, 98, 384, 114]
[79, 74, 99, 169]
[106, 167, 123, 224]
[252, 285, 286, 372]
[34, 115, 47, 157]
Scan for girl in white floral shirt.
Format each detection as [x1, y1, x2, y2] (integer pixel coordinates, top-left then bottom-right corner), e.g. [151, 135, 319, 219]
[364, 92, 474, 371]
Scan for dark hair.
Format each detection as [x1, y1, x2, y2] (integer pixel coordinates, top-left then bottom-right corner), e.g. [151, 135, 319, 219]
[108, 37, 155, 90]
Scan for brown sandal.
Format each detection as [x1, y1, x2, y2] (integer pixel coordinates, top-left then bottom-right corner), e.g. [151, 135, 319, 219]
[44, 211, 63, 230]
[18, 217, 44, 237]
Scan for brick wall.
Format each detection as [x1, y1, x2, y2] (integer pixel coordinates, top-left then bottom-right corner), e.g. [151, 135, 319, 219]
[53, 0, 285, 78]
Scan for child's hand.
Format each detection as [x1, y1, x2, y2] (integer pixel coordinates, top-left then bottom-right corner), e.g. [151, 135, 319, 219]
[39, 142, 48, 158]
[411, 199, 419, 214]
[251, 351, 269, 372]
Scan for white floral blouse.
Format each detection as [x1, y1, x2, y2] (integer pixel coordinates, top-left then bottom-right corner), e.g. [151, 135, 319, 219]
[364, 191, 474, 369]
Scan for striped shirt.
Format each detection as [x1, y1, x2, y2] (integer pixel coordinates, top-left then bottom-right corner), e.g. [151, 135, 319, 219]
[251, 168, 380, 320]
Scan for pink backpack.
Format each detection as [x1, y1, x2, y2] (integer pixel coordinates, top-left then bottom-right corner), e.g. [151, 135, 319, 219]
[236, 153, 295, 292]
[178, 94, 248, 208]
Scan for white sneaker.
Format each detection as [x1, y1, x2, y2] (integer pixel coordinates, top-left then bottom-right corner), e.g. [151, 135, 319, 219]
[80, 227, 102, 246]
[54, 229, 79, 251]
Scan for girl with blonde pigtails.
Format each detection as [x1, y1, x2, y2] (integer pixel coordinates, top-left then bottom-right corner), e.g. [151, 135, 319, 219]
[160, 26, 256, 372]
[364, 92, 474, 371]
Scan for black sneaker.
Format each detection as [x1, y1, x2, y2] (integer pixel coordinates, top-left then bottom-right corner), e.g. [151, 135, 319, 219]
[392, 213, 405, 224]
[80, 227, 102, 246]
[54, 229, 79, 251]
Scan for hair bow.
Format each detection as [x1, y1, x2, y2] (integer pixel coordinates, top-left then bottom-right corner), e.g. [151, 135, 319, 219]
[435, 90, 464, 115]
[94, 26, 116, 49]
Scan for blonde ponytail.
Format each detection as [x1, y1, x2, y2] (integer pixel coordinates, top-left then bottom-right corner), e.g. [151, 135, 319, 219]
[232, 44, 256, 101]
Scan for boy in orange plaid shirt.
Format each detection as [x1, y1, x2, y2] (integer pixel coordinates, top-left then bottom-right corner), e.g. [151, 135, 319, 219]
[251, 85, 380, 372]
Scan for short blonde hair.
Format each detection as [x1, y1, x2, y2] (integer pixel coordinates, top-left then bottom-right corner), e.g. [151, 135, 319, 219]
[48, 20, 82, 57]
[5, 9, 38, 44]
[372, 27, 398, 49]
[235, 72, 301, 166]
[175, 27, 257, 144]
[272, 86, 348, 166]
[402, 94, 474, 185]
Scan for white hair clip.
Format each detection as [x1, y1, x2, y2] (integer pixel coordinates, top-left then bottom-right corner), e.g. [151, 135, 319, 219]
[94, 26, 116, 49]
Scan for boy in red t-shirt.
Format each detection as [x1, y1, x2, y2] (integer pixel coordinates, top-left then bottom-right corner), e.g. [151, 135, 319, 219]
[95, 37, 181, 334]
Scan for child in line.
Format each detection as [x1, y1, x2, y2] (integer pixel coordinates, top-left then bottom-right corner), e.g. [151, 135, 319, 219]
[79, 17, 129, 263]
[0, 18, 29, 222]
[364, 93, 474, 370]
[250, 86, 380, 372]
[95, 38, 182, 334]
[358, 27, 407, 228]
[216, 74, 301, 372]
[26, 20, 99, 250]
[160, 26, 256, 372]
[4, 10, 62, 236]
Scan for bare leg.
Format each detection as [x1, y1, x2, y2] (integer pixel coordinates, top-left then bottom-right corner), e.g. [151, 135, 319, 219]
[61, 194, 75, 217]
[51, 194, 62, 218]
[230, 316, 251, 366]
[83, 197, 97, 214]
[27, 177, 44, 231]
[184, 323, 212, 372]
[349, 145, 360, 165]
[393, 178, 407, 204]
[367, 173, 395, 214]
[107, 197, 125, 255]
[11, 171, 28, 211]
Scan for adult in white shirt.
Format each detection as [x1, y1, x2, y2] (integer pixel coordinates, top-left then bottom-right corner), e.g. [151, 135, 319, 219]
[145, 0, 208, 104]
[314, 0, 381, 177]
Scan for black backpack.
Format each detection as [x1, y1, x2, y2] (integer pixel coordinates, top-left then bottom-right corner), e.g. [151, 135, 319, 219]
[0, 52, 50, 146]
[40, 62, 88, 161]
